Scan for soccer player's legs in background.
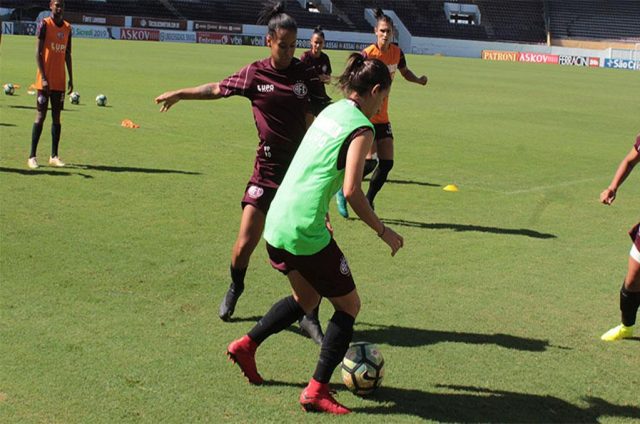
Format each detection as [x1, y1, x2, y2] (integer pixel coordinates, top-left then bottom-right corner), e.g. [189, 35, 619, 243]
[29, 91, 50, 168]
[218, 201, 267, 321]
[366, 125, 394, 209]
[601, 242, 640, 341]
[335, 145, 378, 218]
[618, 248, 640, 331]
[49, 91, 64, 165]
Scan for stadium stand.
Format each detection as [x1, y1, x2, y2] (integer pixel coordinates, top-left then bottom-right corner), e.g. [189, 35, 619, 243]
[332, 0, 545, 43]
[3, 0, 637, 44]
[2, 0, 350, 30]
[547, 0, 640, 41]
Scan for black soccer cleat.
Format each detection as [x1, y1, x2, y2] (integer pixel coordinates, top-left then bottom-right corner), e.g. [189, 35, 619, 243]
[218, 284, 244, 322]
[299, 315, 324, 345]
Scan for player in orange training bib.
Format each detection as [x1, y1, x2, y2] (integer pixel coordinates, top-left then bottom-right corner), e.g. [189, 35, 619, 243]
[335, 8, 428, 216]
[28, 0, 74, 170]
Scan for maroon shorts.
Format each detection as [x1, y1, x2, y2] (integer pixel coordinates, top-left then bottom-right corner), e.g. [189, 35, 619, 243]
[373, 122, 394, 141]
[629, 222, 640, 249]
[241, 183, 277, 215]
[36, 90, 64, 113]
[266, 239, 356, 298]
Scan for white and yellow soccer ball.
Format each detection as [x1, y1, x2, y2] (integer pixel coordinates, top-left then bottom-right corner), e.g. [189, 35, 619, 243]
[3, 83, 15, 95]
[341, 342, 385, 396]
[95, 94, 107, 106]
[70, 91, 80, 104]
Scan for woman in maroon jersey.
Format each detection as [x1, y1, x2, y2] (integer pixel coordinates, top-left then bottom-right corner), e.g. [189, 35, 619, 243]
[599, 133, 640, 341]
[300, 26, 332, 116]
[155, 2, 328, 334]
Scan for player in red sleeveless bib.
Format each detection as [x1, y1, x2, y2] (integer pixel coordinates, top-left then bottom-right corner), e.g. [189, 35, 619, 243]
[336, 8, 428, 217]
[28, 0, 74, 169]
[599, 133, 640, 341]
[155, 2, 329, 337]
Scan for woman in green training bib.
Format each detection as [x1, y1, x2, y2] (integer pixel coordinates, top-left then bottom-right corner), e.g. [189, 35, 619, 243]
[226, 53, 404, 415]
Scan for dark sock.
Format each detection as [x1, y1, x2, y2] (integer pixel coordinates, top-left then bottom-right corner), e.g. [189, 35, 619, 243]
[313, 311, 355, 384]
[51, 123, 61, 157]
[366, 159, 394, 206]
[363, 159, 378, 178]
[248, 295, 305, 345]
[229, 265, 247, 293]
[620, 283, 640, 326]
[30, 123, 44, 158]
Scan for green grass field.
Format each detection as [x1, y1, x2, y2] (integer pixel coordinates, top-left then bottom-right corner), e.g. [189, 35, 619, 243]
[1, 35, 639, 423]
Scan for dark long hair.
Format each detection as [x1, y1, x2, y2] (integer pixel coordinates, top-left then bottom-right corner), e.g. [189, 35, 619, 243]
[312, 25, 325, 39]
[258, 1, 297, 36]
[374, 7, 394, 29]
[337, 53, 391, 96]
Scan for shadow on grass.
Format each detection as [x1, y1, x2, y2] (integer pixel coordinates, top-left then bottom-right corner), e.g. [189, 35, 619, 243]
[0, 123, 17, 127]
[346, 217, 557, 239]
[8, 105, 78, 111]
[67, 163, 201, 175]
[385, 178, 441, 187]
[263, 380, 638, 422]
[224, 315, 263, 324]
[354, 322, 556, 352]
[0, 166, 93, 178]
[358, 384, 640, 423]
[219, 317, 555, 352]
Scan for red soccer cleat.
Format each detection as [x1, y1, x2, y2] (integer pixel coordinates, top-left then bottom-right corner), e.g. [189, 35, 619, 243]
[226, 335, 264, 385]
[299, 379, 351, 415]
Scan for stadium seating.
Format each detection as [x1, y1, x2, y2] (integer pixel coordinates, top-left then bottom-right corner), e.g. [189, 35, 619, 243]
[548, 0, 640, 41]
[4, 0, 638, 44]
[332, 0, 545, 43]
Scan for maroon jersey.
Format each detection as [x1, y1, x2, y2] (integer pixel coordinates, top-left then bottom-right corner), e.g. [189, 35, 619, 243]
[300, 51, 332, 114]
[300, 51, 332, 78]
[219, 57, 329, 189]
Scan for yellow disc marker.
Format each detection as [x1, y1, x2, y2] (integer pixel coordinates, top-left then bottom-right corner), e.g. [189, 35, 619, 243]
[443, 184, 459, 192]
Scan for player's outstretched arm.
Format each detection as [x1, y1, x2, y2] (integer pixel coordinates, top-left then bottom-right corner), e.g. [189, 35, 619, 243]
[344, 131, 404, 256]
[155, 82, 223, 112]
[399, 67, 427, 86]
[600, 146, 640, 205]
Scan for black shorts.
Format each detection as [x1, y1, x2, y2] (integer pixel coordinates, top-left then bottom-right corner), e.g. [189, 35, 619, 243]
[241, 183, 277, 215]
[266, 239, 356, 298]
[373, 122, 393, 141]
[36, 90, 64, 113]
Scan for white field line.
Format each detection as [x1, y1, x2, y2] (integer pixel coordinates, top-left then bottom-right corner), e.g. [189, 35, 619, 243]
[469, 177, 601, 195]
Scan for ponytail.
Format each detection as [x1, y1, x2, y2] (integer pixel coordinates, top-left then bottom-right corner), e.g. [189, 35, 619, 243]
[374, 7, 394, 28]
[337, 53, 391, 96]
[313, 25, 325, 39]
[258, 1, 297, 36]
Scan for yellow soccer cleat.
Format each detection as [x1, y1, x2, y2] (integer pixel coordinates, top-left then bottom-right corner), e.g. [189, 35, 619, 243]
[600, 324, 634, 341]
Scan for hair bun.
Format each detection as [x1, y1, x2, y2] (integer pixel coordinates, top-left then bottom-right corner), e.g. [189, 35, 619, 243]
[258, 0, 286, 24]
[374, 8, 384, 19]
[273, 1, 285, 14]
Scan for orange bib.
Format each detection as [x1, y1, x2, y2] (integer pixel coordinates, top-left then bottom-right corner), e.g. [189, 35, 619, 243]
[362, 43, 403, 124]
[35, 17, 71, 92]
